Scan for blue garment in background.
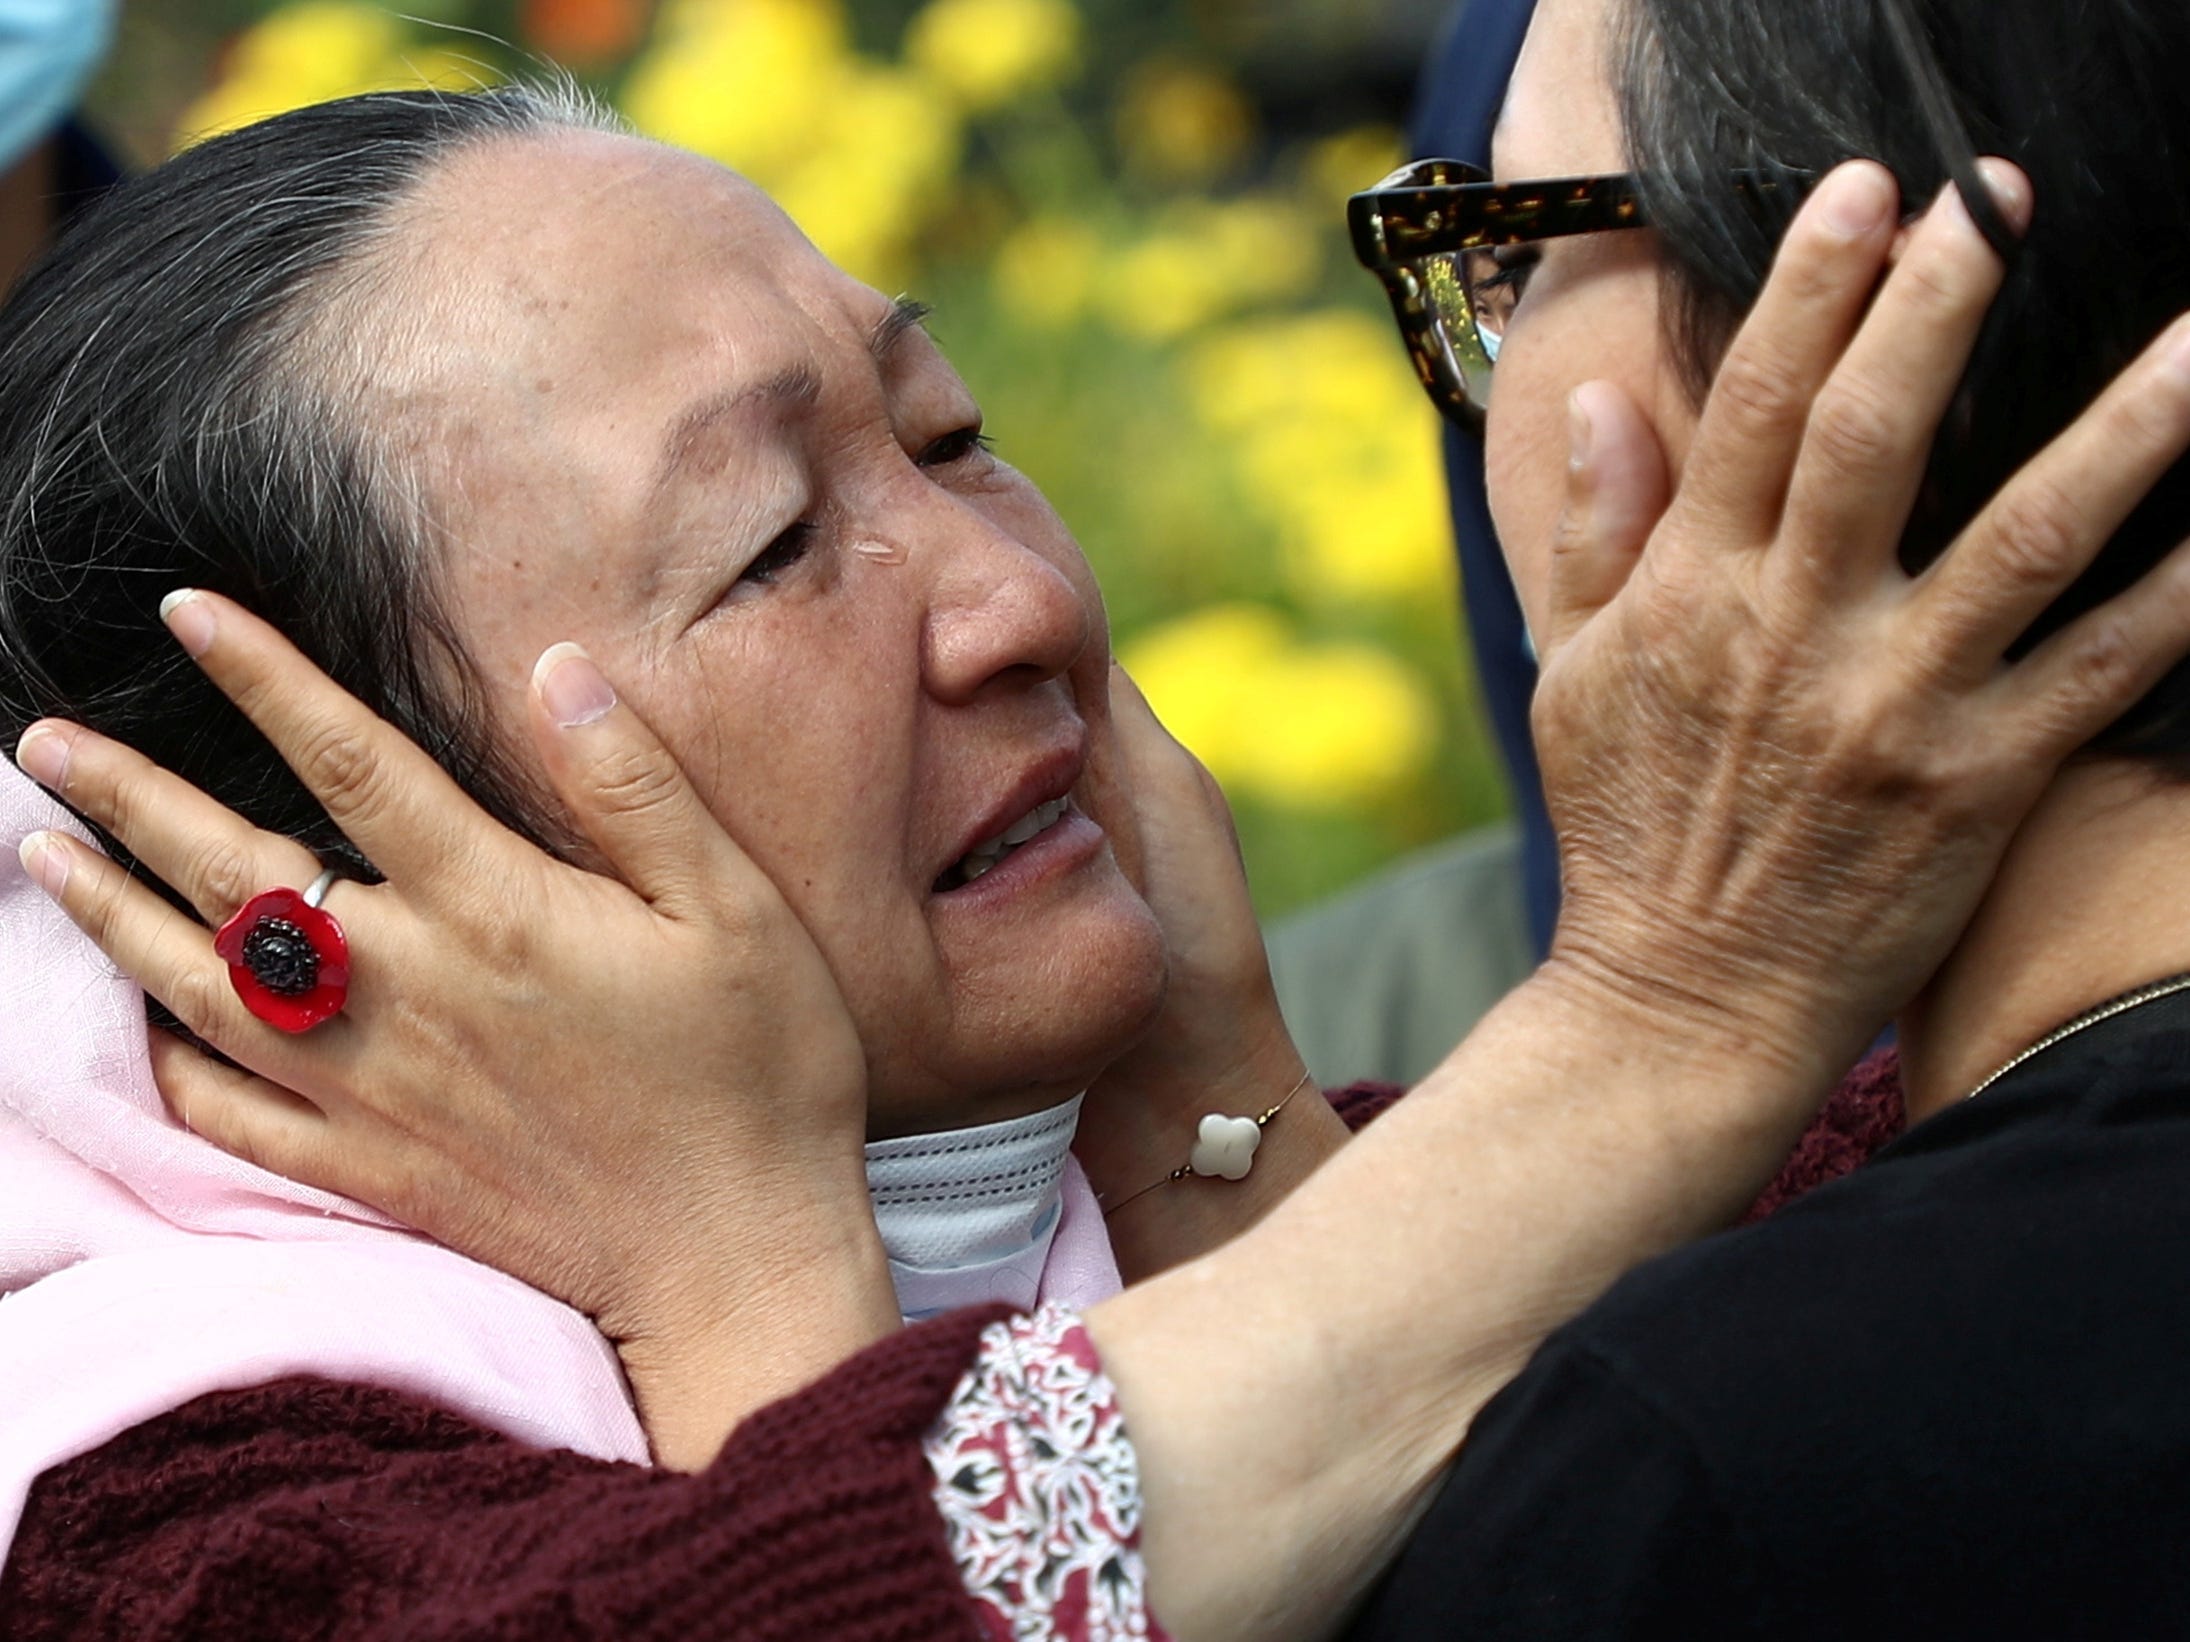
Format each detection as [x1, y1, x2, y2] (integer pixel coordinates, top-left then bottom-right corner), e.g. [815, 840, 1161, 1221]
[0, 0, 114, 175]
[1409, 0, 1556, 958]
[54, 117, 122, 220]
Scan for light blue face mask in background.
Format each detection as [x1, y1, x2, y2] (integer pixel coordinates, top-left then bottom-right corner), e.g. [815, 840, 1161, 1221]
[0, 0, 115, 175]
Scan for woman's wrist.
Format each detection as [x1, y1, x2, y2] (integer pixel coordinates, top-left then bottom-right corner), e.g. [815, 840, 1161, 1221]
[609, 1165, 899, 1470]
[1544, 907, 1883, 1104]
[1079, 1030, 1350, 1282]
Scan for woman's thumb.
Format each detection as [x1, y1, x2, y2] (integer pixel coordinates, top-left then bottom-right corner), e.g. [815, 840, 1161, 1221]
[528, 642, 748, 914]
[1539, 380, 1672, 660]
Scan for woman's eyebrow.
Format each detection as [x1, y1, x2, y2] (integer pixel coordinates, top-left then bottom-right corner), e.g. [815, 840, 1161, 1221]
[653, 366, 821, 500]
[651, 298, 935, 500]
[871, 296, 934, 363]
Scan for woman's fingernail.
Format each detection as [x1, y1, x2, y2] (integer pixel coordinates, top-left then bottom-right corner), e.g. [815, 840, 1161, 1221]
[2153, 313, 2190, 386]
[1820, 162, 1895, 236]
[1974, 157, 2034, 234]
[160, 589, 216, 657]
[1940, 162, 2034, 243]
[14, 724, 70, 791]
[2165, 314, 2190, 379]
[18, 832, 70, 898]
[1568, 389, 1597, 471]
[535, 641, 617, 728]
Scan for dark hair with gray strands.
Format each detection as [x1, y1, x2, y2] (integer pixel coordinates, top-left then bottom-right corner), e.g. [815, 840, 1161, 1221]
[1613, 0, 2190, 771]
[0, 82, 619, 905]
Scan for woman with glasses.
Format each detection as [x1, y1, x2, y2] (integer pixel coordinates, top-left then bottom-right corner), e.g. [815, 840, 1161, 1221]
[4, 3, 2190, 1628]
[1341, 0, 2190, 1635]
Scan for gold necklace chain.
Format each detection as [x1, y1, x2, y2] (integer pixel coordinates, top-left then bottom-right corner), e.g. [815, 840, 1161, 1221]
[1961, 970, 2190, 1103]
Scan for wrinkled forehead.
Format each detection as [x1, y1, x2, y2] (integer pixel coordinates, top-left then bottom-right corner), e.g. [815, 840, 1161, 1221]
[368, 129, 883, 411]
[322, 130, 914, 613]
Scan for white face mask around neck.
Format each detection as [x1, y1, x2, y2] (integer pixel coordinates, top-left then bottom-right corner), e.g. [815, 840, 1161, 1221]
[863, 1093, 1083, 1321]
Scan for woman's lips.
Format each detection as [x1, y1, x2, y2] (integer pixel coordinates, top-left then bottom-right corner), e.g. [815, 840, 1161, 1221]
[932, 737, 1087, 891]
[928, 807, 1103, 905]
[934, 794, 1072, 890]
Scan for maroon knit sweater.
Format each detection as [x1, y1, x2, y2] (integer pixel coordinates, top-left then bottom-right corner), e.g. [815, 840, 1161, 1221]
[0, 1062, 1904, 1640]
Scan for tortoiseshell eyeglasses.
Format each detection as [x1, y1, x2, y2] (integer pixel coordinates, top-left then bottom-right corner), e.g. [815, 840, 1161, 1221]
[1348, 159, 1802, 435]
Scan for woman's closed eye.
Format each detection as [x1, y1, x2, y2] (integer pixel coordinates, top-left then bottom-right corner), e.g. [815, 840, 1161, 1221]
[917, 424, 996, 470]
[725, 425, 995, 602]
[737, 520, 817, 589]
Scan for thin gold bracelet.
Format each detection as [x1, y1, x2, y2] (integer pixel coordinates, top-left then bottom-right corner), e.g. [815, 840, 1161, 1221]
[1099, 1071, 1316, 1219]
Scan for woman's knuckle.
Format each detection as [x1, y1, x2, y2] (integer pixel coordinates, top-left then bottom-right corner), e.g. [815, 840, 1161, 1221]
[464, 902, 539, 974]
[1890, 240, 1971, 315]
[295, 723, 387, 820]
[218, 1114, 277, 1177]
[165, 963, 233, 1038]
[1985, 481, 2086, 590]
[1804, 384, 1902, 473]
[2107, 374, 2190, 455]
[1774, 224, 1840, 287]
[195, 837, 263, 912]
[1711, 348, 1807, 429]
[93, 763, 155, 846]
[588, 746, 682, 818]
[222, 670, 284, 733]
[2064, 614, 2138, 702]
[75, 870, 129, 950]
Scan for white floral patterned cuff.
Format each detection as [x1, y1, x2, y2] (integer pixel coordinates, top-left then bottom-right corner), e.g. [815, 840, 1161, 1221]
[923, 1302, 1168, 1641]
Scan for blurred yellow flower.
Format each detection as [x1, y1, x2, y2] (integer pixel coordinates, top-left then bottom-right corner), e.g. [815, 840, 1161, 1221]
[1115, 59, 1254, 186]
[1247, 642, 1439, 807]
[1121, 605, 1438, 808]
[773, 62, 962, 285]
[1098, 230, 1227, 340]
[1302, 123, 1407, 210]
[1121, 604, 1292, 780]
[992, 216, 1102, 328]
[622, 0, 849, 179]
[1188, 309, 1400, 432]
[1266, 427, 1455, 606]
[905, 0, 1081, 112]
[1196, 195, 1321, 305]
[1093, 196, 1316, 340]
[174, 3, 489, 145]
[1187, 310, 1454, 603]
[623, 2, 959, 284]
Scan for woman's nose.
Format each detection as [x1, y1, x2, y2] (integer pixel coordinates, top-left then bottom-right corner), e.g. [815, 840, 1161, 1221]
[918, 508, 1093, 706]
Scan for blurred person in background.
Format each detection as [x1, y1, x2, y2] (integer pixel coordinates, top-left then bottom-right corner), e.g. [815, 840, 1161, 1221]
[1267, 0, 1546, 1088]
[0, 0, 118, 293]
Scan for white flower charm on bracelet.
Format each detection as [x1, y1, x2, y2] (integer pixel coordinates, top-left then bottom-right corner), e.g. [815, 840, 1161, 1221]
[1102, 1073, 1315, 1216]
[1189, 1114, 1262, 1180]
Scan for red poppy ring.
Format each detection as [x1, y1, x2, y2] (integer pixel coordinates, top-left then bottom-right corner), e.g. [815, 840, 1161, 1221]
[213, 868, 351, 1032]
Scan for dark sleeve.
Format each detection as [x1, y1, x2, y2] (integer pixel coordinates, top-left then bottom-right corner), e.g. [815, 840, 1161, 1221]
[1345, 1340, 1773, 1642]
[0, 1305, 1014, 1642]
[1328, 1080, 1408, 1131]
[1742, 1047, 1904, 1223]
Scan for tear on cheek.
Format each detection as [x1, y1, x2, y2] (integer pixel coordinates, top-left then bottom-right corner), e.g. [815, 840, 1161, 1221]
[850, 539, 906, 565]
